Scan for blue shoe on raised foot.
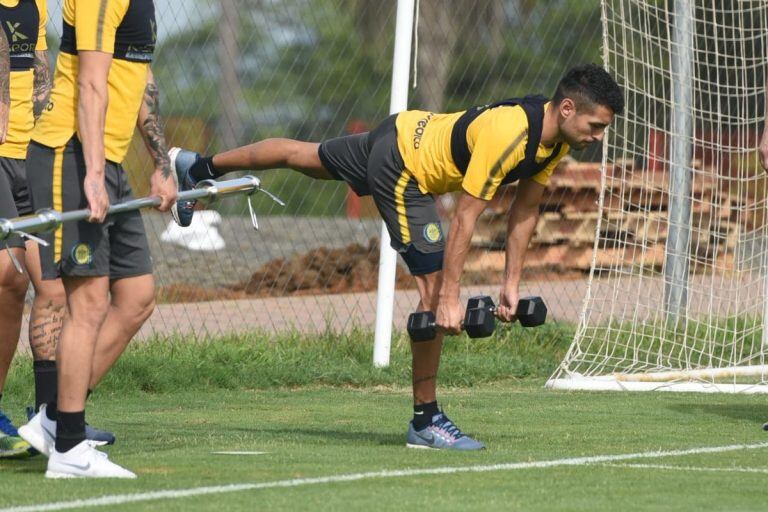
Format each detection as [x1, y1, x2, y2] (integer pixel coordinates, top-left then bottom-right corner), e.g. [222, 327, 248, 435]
[406, 412, 485, 451]
[169, 147, 203, 228]
[0, 409, 32, 458]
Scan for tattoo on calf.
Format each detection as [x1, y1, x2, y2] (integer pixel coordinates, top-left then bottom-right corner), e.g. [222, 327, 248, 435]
[29, 301, 64, 361]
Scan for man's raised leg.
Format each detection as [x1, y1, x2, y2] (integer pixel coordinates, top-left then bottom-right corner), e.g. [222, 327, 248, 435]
[170, 139, 331, 226]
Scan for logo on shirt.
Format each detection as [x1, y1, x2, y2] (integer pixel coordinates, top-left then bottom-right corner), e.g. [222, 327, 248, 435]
[412, 113, 434, 150]
[5, 21, 27, 43]
[71, 243, 93, 266]
[423, 223, 443, 244]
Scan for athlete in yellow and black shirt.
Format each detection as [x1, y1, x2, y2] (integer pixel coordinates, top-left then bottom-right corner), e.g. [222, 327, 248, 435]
[20, 0, 177, 478]
[0, 0, 50, 459]
[168, 64, 623, 450]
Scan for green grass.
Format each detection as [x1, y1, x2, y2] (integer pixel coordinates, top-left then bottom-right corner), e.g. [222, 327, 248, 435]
[1, 327, 768, 511]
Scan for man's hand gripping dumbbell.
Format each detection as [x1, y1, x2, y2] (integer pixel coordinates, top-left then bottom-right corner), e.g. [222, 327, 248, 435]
[407, 296, 547, 342]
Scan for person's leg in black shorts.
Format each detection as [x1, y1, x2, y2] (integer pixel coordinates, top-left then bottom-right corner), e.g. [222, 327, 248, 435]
[0, 157, 33, 457]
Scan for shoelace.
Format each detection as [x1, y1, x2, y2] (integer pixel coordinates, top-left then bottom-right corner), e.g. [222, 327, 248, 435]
[432, 415, 464, 440]
[0, 411, 19, 437]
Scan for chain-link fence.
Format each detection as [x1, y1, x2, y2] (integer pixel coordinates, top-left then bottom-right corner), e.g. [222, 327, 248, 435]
[22, 0, 605, 345]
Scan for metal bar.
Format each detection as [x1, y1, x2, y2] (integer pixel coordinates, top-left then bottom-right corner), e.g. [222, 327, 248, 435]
[0, 175, 264, 241]
[663, 0, 694, 327]
[373, 0, 415, 369]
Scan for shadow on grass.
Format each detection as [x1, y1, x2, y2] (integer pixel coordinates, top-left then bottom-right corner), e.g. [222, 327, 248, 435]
[668, 402, 768, 426]
[232, 426, 403, 447]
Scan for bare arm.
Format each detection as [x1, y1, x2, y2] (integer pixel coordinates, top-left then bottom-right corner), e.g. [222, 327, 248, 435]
[435, 191, 488, 334]
[136, 68, 176, 211]
[499, 178, 545, 321]
[0, 28, 9, 143]
[77, 50, 112, 222]
[32, 50, 51, 120]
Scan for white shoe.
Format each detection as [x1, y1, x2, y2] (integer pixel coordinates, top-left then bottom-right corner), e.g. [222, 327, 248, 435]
[46, 440, 136, 479]
[18, 404, 56, 457]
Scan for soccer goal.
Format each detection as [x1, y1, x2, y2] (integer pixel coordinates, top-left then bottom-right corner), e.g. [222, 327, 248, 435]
[547, 0, 768, 393]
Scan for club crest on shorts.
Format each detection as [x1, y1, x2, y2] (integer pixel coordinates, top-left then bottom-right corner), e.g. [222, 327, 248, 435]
[71, 243, 93, 266]
[423, 222, 443, 244]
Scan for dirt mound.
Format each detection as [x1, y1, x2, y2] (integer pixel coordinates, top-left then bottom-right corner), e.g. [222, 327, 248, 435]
[235, 238, 414, 297]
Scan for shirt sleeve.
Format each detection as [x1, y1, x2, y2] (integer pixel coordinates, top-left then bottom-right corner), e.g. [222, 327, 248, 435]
[529, 144, 570, 186]
[461, 110, 528, 200]
[75, 0, 130, 54]
[35, 0, 47, 51]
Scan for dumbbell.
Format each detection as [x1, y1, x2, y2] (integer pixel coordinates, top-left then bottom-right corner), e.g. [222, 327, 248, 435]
[464, 295, 547, 329]
[407, 301, 493, 342]
[407, 295, 548, 342]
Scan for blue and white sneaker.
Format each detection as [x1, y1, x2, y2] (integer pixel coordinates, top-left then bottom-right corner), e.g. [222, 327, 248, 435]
[0, 409, 31, 458]
[169, 147, 203, 227]
[406, 412, 485, 451]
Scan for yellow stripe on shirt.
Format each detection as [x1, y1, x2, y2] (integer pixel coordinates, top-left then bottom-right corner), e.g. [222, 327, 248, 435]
[96, 0, 109, 51]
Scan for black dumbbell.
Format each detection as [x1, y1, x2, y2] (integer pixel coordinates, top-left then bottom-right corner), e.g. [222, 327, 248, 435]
[465, 295, 547, 327]
[407, 296, 498, 342]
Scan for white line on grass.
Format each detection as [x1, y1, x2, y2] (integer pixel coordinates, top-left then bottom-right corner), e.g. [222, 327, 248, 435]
[210, 452, 267, 456]
[3, 441, 768, 512]
[600, 463, 768, 475]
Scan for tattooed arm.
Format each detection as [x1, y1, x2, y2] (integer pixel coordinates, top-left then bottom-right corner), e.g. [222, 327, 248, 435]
[32, 50, 51, 120]
[137, 68, 177, 211]
[0, 28, 9, 143]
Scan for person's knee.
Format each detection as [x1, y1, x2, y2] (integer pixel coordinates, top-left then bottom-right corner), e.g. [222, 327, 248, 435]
[0, 265, 29, 303]
[33, 280, 66, 310]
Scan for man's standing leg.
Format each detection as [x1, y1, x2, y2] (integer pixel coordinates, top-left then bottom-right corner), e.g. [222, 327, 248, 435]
[0, 163, 32, 458]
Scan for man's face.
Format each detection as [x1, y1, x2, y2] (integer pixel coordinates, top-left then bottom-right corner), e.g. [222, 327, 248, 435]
[557, 98, 615, 149]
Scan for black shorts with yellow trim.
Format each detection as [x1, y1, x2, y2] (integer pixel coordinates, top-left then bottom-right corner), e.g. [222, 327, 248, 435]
[0, 156, 32, 249]
[318, 115, 445, 276]
[26, 137, 153, 280]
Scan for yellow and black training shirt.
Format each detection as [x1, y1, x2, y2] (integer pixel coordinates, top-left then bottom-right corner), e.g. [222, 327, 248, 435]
[395, 101, 570, 200]
[0, 0, 47, 159]
[33, 0, 155, 164]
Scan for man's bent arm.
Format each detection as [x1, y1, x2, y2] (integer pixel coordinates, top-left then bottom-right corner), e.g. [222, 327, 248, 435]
[501, 179, 545, 320]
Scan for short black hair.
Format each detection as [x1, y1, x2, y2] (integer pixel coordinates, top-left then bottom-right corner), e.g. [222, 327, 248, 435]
[552, 64, 624, 115]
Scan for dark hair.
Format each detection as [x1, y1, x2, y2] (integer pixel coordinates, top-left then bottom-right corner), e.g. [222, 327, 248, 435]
[552, 64, 624, 115]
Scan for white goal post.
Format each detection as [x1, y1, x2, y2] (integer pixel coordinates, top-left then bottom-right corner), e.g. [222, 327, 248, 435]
[547, 0, 768, 393]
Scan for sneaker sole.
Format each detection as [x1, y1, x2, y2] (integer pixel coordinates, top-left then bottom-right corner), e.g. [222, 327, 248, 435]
[45, 470, 78, 479]
[18, 425, 52, 457]
[0, 447, 32, 459]
[168, 146, 183, 226]
[405, 443, 438, 450]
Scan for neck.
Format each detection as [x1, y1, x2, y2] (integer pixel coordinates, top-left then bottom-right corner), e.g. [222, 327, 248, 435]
[540, 105, 561, 147]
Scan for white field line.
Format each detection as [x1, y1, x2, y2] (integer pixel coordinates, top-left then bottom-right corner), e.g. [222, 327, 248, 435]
[210, 452, 267, 456]
[600, 462, 768, 475]
[3, 441, 768, 512]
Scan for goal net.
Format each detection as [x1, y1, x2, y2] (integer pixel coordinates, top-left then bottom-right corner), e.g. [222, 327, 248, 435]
[547, 0, 768, 393]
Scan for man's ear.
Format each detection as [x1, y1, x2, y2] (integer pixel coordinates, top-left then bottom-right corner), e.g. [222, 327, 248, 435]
[559, 98, 576, 118]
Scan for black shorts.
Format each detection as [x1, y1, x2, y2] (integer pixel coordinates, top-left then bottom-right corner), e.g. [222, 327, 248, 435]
[318, 115, 445, 275]
[26, 137, 153, 280]
[0, 156, 33, 249]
